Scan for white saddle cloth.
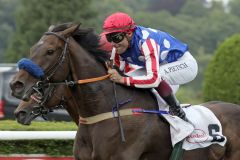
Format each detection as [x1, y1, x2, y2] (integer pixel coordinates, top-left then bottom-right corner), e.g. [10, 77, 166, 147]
[151, 89, 227, 150]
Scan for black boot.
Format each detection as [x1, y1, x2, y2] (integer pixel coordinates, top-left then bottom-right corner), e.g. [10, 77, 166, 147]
[162, 93, 188, 121]
[155, 80, 188, 121]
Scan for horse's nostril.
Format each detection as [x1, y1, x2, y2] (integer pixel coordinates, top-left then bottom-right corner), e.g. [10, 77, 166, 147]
[10, 81, 25, 92]
[15, 110, 25, 117]
[15, 110, 27, 121]
[15, 110, 33, 125]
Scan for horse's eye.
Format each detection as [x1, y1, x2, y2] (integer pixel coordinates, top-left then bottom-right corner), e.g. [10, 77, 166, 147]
[47, 49, 54, 55]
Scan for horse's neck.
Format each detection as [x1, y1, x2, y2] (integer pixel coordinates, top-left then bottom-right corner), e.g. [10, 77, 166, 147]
[69, 38, 106, 79]
[68, 38, 115, 117]
[65, 90, 80, 125]
[68, 38, 158, 118]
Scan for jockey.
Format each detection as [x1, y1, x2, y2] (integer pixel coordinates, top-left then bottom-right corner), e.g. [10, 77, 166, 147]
[102, 12, 198, 120]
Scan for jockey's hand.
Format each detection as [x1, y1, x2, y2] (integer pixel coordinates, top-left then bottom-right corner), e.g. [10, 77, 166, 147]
[108, 69, 124, 84]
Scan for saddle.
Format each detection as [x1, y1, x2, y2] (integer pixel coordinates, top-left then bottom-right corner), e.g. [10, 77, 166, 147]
[151, 88, 227, 150]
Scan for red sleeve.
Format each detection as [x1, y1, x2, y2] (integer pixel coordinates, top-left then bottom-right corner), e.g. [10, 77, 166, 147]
[123, 39, 161, 88]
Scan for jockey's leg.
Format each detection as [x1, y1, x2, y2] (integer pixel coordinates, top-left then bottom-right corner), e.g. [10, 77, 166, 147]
[156, 52, 198, 121]
[155, 80, 187, 121]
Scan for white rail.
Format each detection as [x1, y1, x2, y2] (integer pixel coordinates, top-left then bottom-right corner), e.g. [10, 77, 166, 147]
[0, 131, 76, 140]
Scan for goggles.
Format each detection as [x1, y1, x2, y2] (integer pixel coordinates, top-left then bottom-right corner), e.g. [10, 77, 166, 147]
[106, 32, 125, 43]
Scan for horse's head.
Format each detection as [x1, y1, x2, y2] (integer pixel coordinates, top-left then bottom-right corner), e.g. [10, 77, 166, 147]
[14, 84, 75, 125]
[10, 23, 80, 101]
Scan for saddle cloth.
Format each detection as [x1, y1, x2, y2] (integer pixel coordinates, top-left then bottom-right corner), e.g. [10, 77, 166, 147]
[151, 89, 227, 150]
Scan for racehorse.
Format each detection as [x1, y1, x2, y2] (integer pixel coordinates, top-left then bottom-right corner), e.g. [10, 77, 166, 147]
[10, 23, 240, 160]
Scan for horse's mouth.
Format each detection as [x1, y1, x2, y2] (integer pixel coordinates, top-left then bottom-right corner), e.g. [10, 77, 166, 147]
[15, 107, 39, 125]
[15, 110, 38, 125]
[15, 93, 43, 125]
[11, 88, 33, 101]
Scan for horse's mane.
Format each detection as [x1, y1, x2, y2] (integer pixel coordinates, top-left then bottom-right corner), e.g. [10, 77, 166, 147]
[50, 22, 109, 63]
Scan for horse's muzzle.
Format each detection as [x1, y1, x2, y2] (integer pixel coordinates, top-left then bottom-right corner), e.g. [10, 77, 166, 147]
[10, 80, 33, 101]
[14, 109, 37, 125]
[10, 80, 25, 98]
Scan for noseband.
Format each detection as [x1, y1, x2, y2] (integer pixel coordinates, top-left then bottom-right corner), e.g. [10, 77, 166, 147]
[43, 32, 69, 81]
[30, 83, 55, 119]
[31, 83, 69, 120]
[31, 32, 69, 94]
[28, 32, 70, 118]
[24, 31, 110, 119]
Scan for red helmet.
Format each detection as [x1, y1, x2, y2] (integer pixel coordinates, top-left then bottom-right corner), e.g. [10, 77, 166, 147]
[102, 12, 136, 35]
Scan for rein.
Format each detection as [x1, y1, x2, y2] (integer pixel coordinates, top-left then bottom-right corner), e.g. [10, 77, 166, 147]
[26, 31, 110, 105]
[30, 73, 111, 120]
[21, 30, 111, 120]
[77, 74, 110, 84]
[24, 30, 125, 142]
[49, 74, 111, 86]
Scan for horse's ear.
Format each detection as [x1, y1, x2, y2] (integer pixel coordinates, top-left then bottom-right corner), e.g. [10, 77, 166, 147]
[48, 25, 55, 32]
[61, 24, 80, 38]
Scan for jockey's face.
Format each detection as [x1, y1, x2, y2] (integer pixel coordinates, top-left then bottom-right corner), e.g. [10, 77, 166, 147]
[106, 32, 133, 54]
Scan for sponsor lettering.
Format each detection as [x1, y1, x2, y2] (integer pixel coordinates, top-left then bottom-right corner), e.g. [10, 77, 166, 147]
[164, 63, 188, 74]
[186, 129, 208, 143]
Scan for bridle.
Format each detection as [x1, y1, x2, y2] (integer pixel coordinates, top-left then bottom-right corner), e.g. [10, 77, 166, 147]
[27, 31, 110, 119]
[24, 30, 126, 142]
[32, 31, 70, 94]
[30, 83, 71, 120]
[28, 32, 71, 119]
[43, 32, 69, 80]
[30, 84, 55, 120]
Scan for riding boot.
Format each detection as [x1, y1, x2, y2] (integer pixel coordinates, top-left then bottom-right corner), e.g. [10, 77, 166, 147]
[163, 93, 188, 121]
[155, 80, 188, 121]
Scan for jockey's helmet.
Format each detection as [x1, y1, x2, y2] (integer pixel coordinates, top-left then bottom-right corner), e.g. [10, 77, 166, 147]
[102, 12, 136, 35]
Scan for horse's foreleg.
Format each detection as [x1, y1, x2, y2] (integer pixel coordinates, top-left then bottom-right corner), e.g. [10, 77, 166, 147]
[73, 128, 92, 160]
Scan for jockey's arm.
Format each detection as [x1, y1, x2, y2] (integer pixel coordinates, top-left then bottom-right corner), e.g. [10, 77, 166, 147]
[109, 39, 161, 88]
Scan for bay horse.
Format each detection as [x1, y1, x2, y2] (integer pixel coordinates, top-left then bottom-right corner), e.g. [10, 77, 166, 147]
[10, 23, 240, 159]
